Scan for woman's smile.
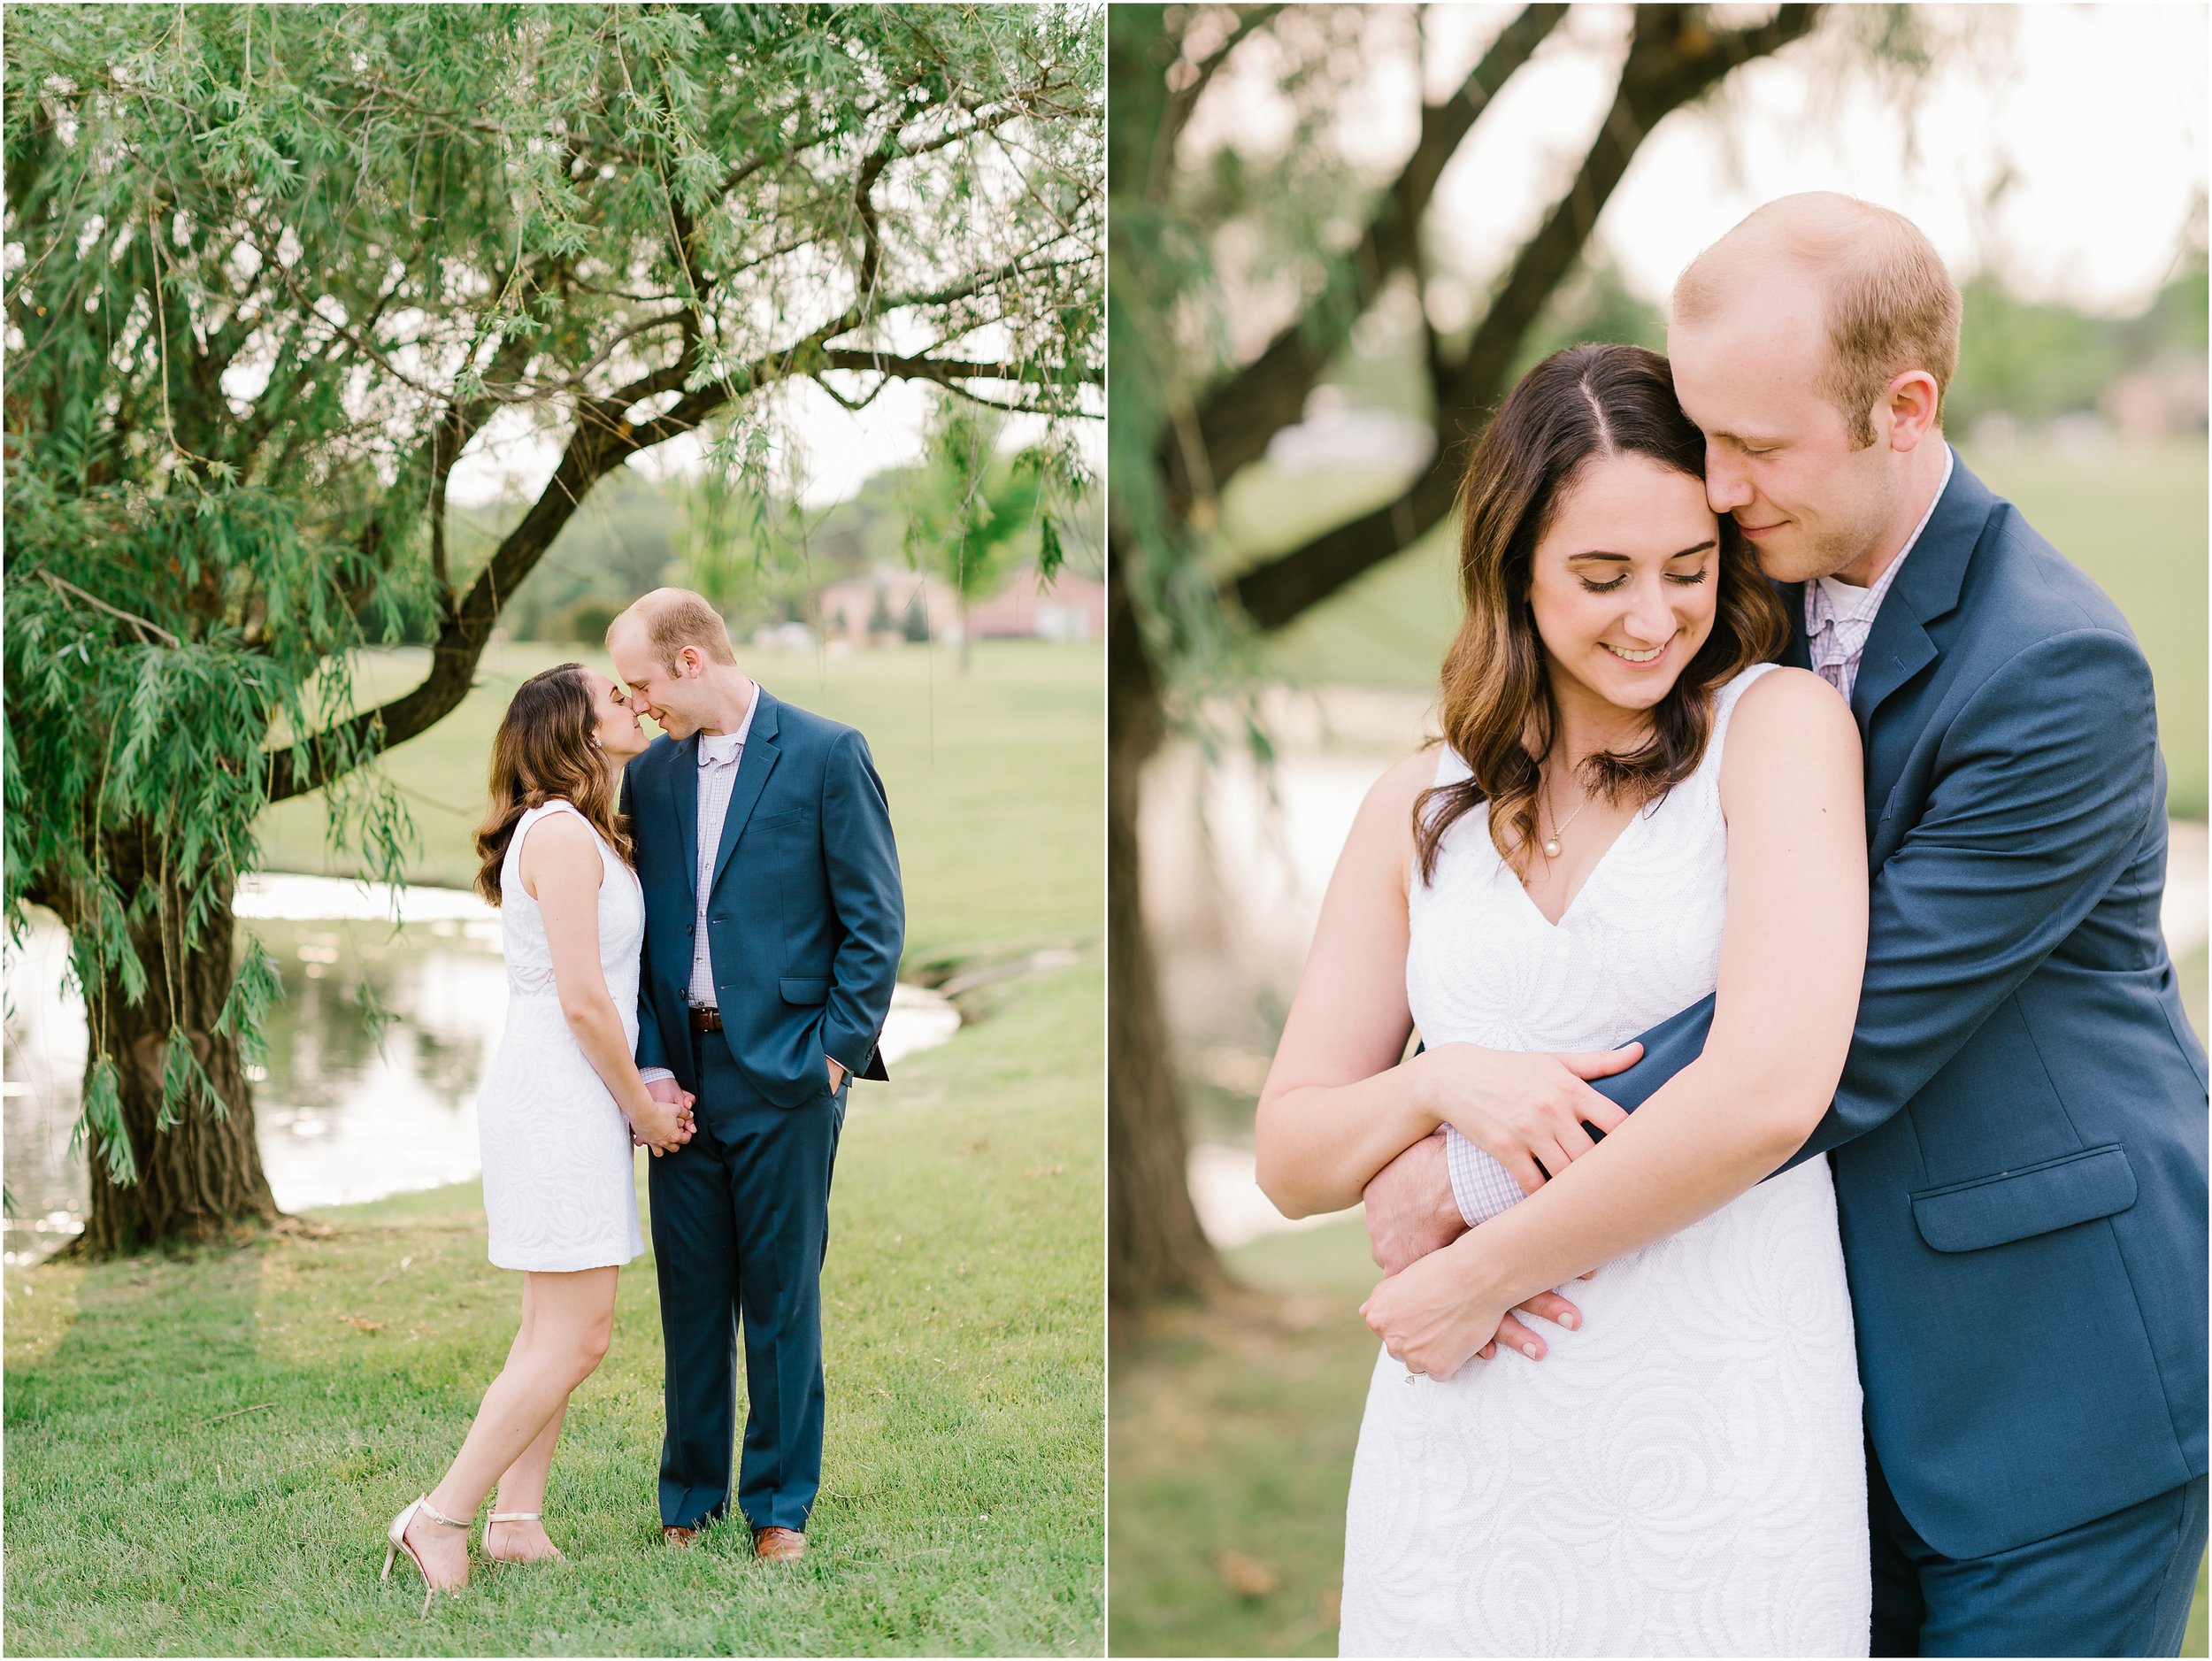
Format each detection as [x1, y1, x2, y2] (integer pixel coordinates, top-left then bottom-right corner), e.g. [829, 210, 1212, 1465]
[1601, 636, 1674, 666]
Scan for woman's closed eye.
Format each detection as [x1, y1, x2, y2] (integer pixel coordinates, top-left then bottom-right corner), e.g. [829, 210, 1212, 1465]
[1578, 567, 1709, 595]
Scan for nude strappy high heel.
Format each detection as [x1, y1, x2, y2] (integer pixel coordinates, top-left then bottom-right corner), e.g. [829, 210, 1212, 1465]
[382, 1495, 470, 1614]
[482, 1508, 565, 1565]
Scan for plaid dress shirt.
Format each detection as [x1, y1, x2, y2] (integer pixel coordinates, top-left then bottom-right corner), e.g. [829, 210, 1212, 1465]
[1804, 445, 1952, 702]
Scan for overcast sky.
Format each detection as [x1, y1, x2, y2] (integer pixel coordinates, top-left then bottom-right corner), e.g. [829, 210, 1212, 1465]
[1195, 4, 2205, 315]
[1433, 4, 2206, 311]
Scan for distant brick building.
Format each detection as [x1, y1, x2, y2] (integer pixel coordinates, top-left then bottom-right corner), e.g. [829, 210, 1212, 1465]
[964, 568, 1106, 642]
[810, 565, 1103, 647]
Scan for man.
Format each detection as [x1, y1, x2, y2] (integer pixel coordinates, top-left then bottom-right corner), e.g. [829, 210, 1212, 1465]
[609, 588, 903, 1563]
[1363, 196, 2208, 1655]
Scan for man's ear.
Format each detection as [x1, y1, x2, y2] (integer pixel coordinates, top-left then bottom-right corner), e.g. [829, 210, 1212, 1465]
[1885, 370, 1940, 452]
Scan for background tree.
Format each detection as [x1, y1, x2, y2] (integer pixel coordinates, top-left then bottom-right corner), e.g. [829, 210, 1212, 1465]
[906, 405, 1054, 672]
[492, 468, 693, 643]
[672, 466, 826, 640]
[1109, 3, 1855, 1306]
[4, 3, 1102, 1256]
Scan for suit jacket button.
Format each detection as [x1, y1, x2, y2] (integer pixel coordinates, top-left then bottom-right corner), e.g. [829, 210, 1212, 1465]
[686, 924, 695, 935]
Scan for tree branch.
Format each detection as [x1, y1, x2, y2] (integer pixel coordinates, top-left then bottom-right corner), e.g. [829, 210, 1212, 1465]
[265, 316, 1100, 803]
[26, 570, 183, 646]
[1228, 3, 1824, 631]
[263, 333, 799, 802]
[428, 327, 535, 596]
[818, 349, 1102, 389]
[1175, 3, 1571, 504]
[263, 427, 614, 804]
[1146, 4, 1285, 205]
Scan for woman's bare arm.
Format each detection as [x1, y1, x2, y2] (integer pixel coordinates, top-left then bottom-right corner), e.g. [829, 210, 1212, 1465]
[1256, 753, 1637, 1219]
[1361, 669, 1868, 1374]
[1255, 754, 1440, 1217]
[521, 813, 684, 1148]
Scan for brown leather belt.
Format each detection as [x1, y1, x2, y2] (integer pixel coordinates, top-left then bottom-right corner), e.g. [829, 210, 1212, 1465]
[687, 1004, 724, 1034]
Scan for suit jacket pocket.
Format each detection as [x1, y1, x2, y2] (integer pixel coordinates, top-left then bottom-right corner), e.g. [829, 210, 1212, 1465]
[1909, 1143, 2137, 1253]
[779, 976, 831, 1005]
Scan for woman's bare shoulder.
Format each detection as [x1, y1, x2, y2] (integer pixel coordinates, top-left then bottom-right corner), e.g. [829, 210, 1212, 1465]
[517, 807, 605, 896]
[1348, 746, 1437, 828]
[521, 805, 600, 852]
[1732, 665, 1854, 734]
[1369, 746, 1445, 811]
[1723, 667, 1862, 804]
[1340, 748, 1448, 873]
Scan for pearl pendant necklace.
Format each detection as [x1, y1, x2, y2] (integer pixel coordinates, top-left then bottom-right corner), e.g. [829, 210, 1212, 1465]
[1541, 786, 1588, 858]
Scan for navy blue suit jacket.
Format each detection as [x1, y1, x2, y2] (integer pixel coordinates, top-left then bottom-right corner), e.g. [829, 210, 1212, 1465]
[623, 687, 904, 1110]
[1589, 453, 2208, 1558]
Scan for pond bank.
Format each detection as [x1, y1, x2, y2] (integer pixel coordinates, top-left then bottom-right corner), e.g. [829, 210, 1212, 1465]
[4, 877, 967, 1263]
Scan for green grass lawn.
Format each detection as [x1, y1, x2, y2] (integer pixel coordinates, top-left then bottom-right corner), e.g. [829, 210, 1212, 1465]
[1244, 439, 2208, 817]
[10, 641, 1104, 1655]
[1110, 1217, 2210, 1658]
[4, 957, 1102, 1657]
[1108, 1222, 1381, 1657]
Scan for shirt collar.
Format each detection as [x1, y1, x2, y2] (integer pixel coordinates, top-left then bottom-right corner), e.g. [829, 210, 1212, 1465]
[695, 681, 760, 767]
[1813, 444, 1954, 619]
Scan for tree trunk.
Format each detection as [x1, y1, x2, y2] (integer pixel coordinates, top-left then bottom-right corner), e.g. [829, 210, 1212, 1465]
[73, 855, 278, 1257]
[1108, 549, 1226, 1306]
[960, 594, 973, 675]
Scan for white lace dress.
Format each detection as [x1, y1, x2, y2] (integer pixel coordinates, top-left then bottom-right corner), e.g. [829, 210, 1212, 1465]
[1339, 665, 1869, 1658]
[476, 798, 646, 1273]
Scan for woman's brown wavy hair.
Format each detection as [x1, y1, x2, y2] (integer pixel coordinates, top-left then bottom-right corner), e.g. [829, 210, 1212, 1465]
[1414, 342, 1789, 884]
[473, 663, 634, 905]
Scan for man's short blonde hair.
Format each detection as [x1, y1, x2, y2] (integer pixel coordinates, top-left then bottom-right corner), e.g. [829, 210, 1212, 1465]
[610, 588, 738, 672]
[1673, 193, 1962, 449]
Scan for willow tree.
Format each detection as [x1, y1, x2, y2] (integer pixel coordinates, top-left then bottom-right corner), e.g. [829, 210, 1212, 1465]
[4, 4, 1102, 1256]
[1109, 4, 1849, 1305]
[908, 406, 1048, 672]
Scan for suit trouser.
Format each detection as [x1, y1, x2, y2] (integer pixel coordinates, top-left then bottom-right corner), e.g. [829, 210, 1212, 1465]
[647, 1027, 846, 1534]
[1870, 1434, 2207, 1657]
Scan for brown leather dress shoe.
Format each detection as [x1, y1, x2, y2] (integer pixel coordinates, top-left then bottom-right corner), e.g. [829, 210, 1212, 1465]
[752, 1526, 806, 1563]
[661, 1525, 696, 1546]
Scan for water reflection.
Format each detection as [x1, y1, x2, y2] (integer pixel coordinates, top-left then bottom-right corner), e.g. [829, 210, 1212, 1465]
[4, 875, 961, 1261]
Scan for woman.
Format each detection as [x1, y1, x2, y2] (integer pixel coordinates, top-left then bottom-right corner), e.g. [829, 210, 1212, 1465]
[1255, 344, 1871, 1655]
[382, 663, 695, 1611]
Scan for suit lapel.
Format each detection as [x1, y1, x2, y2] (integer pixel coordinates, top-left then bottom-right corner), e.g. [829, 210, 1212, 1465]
[1847, 449, 1983, 737]
[708, 685, 780, 900]
[672, 733, 702, 900]
[1847, 612, 1939, 735]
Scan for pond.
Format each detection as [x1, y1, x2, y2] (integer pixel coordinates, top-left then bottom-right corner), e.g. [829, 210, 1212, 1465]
[3, 873, 962, 1263]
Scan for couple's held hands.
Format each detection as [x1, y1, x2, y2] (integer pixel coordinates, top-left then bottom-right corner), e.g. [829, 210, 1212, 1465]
[632, 1075, 696, 1155]
[627, 1057, 838, 1154]
[1410, 1040, 1642, 1196]
[1360, 1234, 1586, 1380]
